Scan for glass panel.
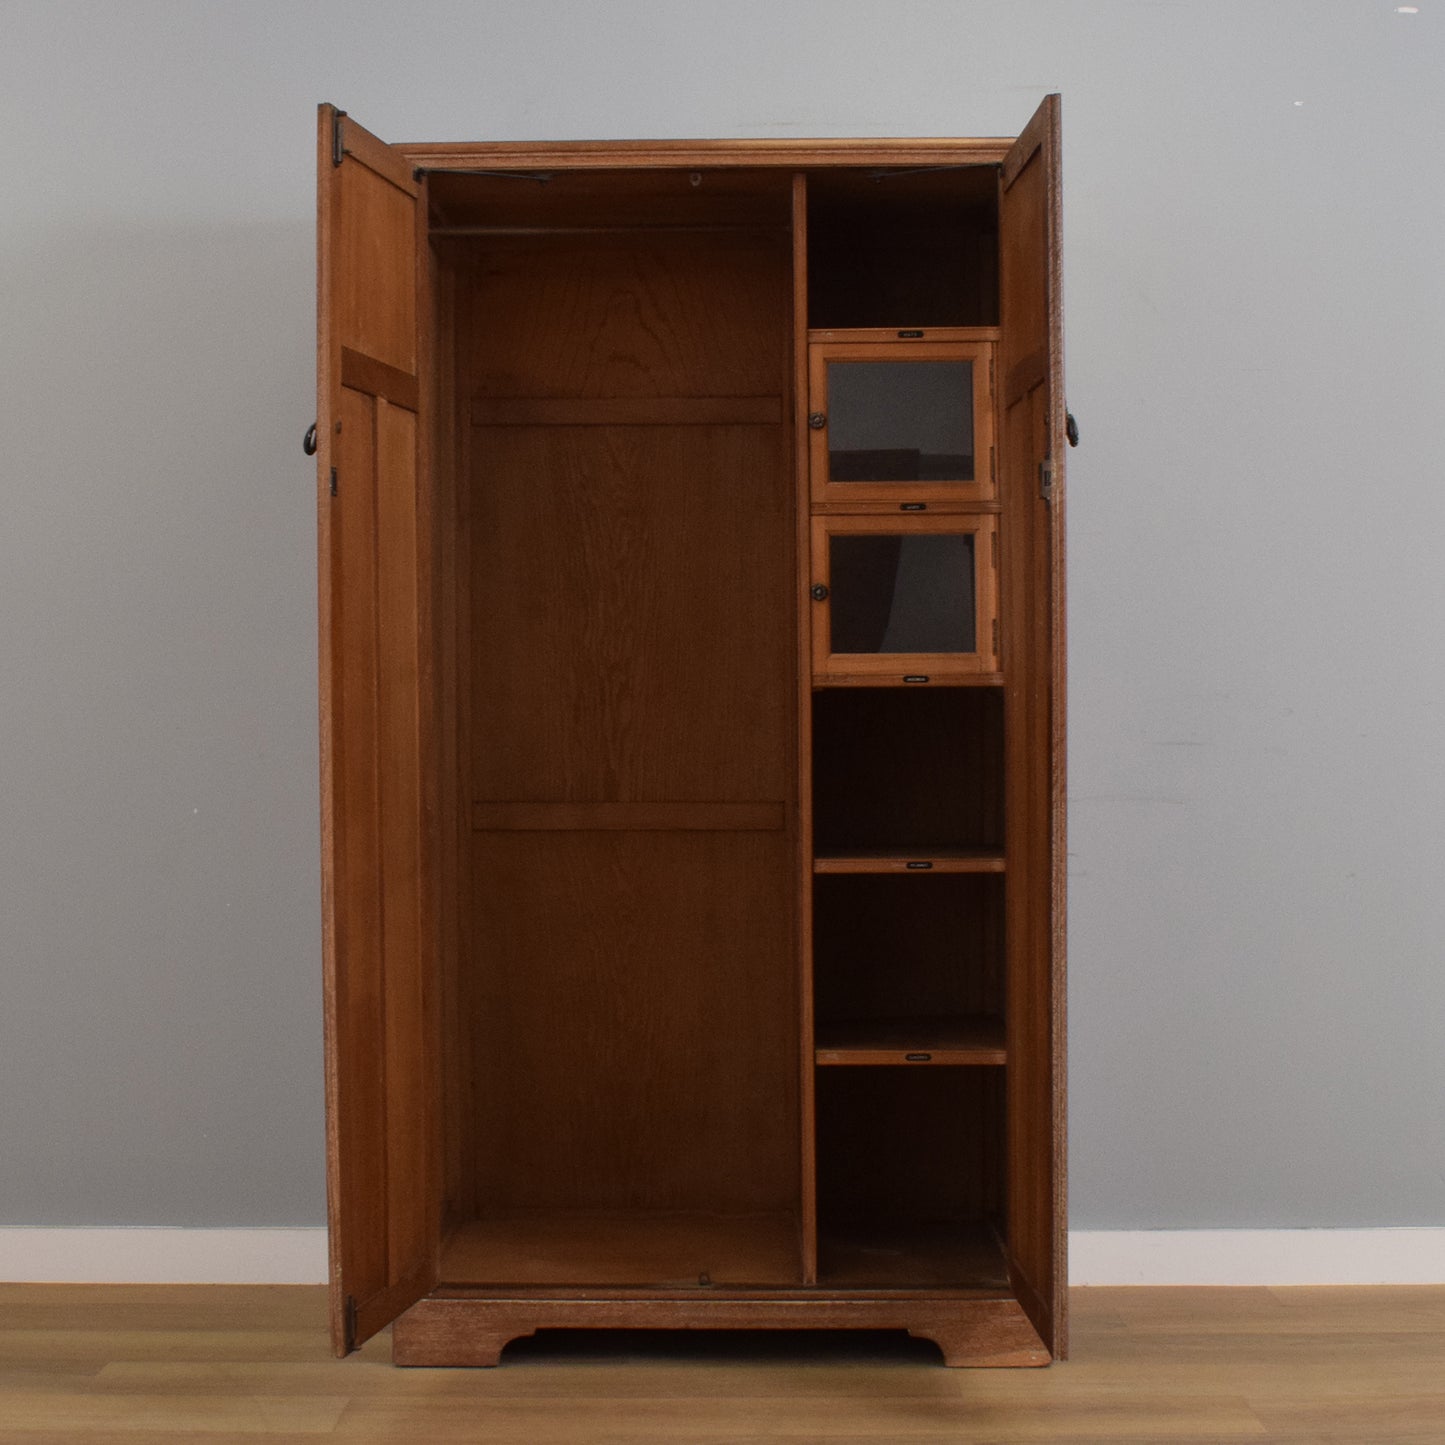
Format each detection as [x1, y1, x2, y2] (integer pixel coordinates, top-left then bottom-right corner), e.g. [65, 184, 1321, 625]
[829, 534, 976, 655]
[827, 361, 974, 482]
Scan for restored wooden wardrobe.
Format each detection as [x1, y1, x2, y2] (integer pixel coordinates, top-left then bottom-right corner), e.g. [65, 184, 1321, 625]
[314, 96, 1067, 1367]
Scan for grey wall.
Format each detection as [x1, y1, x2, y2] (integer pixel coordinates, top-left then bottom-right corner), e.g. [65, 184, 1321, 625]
[2, 0, 1441, 1230]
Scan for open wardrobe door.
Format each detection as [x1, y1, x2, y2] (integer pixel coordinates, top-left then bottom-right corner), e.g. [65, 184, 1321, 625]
[315, 103, 438, 1355]
[999, 92, 1068, 1359]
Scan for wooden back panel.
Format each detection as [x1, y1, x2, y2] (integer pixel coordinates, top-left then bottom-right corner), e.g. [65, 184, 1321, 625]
[999, 94, 1068, 1357]
[317, 106, 439, 1353]
[452, 221, 799, 1232]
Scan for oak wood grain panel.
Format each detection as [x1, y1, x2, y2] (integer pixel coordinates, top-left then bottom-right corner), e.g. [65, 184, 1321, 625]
[447, 217, 798, 1275]
[811, 499, 1003, 518]
[814, 1015, 1006, 1066]
[329, 384, 388, 1328]
[791, 172, 819, 1286]
[314, 99, 344, 1360]
[429, 237, 472, 1227]
[336, 110, 421, 197]
[413, 175, 446, 1259]
[1005, 345, 1048, 407]
[457, 232, 789, 401]
[471, 801, 784, 832]
[341, 345, 421, 411]
[373, 399, 430, 1288]
[402, 137, 1015, 170]
[816, 671, 1005, 687]
[817, 1220, 1011, 1288]
[440, 1211, 800, 1288]
[1002, 378, 1061, 1358]
[325, 387, 438, 1351]
[427, 167, 793, 231]
[469, 394, 782, 427]
[317, 103, 436, 1353]
[334, 143, 417, 379]
[813, 850, 1005, 873]
[467, 831, 798, 1216]
[1001, 98, 1051, 190]
[467, 423, 790, 804]
[458, 229, 791, 812]
[809, 326, 1002, 345]
[999, 92, 1067, 1360]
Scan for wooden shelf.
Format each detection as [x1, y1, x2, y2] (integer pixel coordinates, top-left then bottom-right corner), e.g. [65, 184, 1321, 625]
[815, 1015, 1006, 1066]
[439, 1211, 802, 1288]
[817, 1219, 1010, 1289]
[814, 850, 1004, 875]
[807, 326, 1002, 344]
[814, 672, 1005, 688]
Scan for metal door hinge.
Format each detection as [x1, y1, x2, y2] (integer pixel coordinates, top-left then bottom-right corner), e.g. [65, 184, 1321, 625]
[1039, 460, 1054, 505]
[992, 617, 1000, 656]
[329, 467, 338, 497]
[343, 1294, 358, 1352]
[331, 110, 347, 167]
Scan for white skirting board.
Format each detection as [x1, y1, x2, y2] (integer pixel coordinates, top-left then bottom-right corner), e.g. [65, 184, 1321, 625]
[0, 1228, 328, 1285]
[1069, 1228, 1445, 1286]
[0, 1227, 1443, 1286]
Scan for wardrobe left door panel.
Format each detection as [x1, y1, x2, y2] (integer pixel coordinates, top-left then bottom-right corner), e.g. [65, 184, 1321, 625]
[317, 103, 438, 1355]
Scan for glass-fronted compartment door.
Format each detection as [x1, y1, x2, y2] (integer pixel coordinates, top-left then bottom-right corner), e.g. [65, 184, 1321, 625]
[811, 513, 999, 682]
[808, 335, 995, 507]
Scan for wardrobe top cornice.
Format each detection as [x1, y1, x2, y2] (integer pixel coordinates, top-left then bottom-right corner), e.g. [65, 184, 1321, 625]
[396, 138, 1014, 171]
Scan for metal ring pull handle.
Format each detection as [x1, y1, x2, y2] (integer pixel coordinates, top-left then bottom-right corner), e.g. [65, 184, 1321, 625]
[303, 422, 318, 457]
[1066, 412, 1079, 447]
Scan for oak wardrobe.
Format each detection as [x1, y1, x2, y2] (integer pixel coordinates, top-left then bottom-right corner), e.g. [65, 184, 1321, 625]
[314, 96, 1067, 1368]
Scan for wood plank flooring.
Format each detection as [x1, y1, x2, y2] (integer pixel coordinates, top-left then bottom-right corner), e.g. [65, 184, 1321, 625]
[1, 1283, 1442, 1442]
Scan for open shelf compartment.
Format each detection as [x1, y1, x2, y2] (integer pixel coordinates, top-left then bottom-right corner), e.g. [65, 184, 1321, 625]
[815, 1067, 1007, 1288]
[813, 870, 1005, 1061]
[812, 687, 1003, 856]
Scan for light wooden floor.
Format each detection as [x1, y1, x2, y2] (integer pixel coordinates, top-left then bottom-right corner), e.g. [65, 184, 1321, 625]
[1, 1283, 1442, 1442]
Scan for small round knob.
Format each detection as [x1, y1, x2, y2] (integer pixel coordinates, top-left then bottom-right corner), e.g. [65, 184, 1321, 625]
[810, 583, 829, 602]
[808, 411, 827, 431]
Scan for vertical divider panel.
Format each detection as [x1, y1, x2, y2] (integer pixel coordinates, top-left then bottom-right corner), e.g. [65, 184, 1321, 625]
[413, 180, 448, 1253]
[427, 228, 470, 1230]
[792, 173, 818, 1283]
